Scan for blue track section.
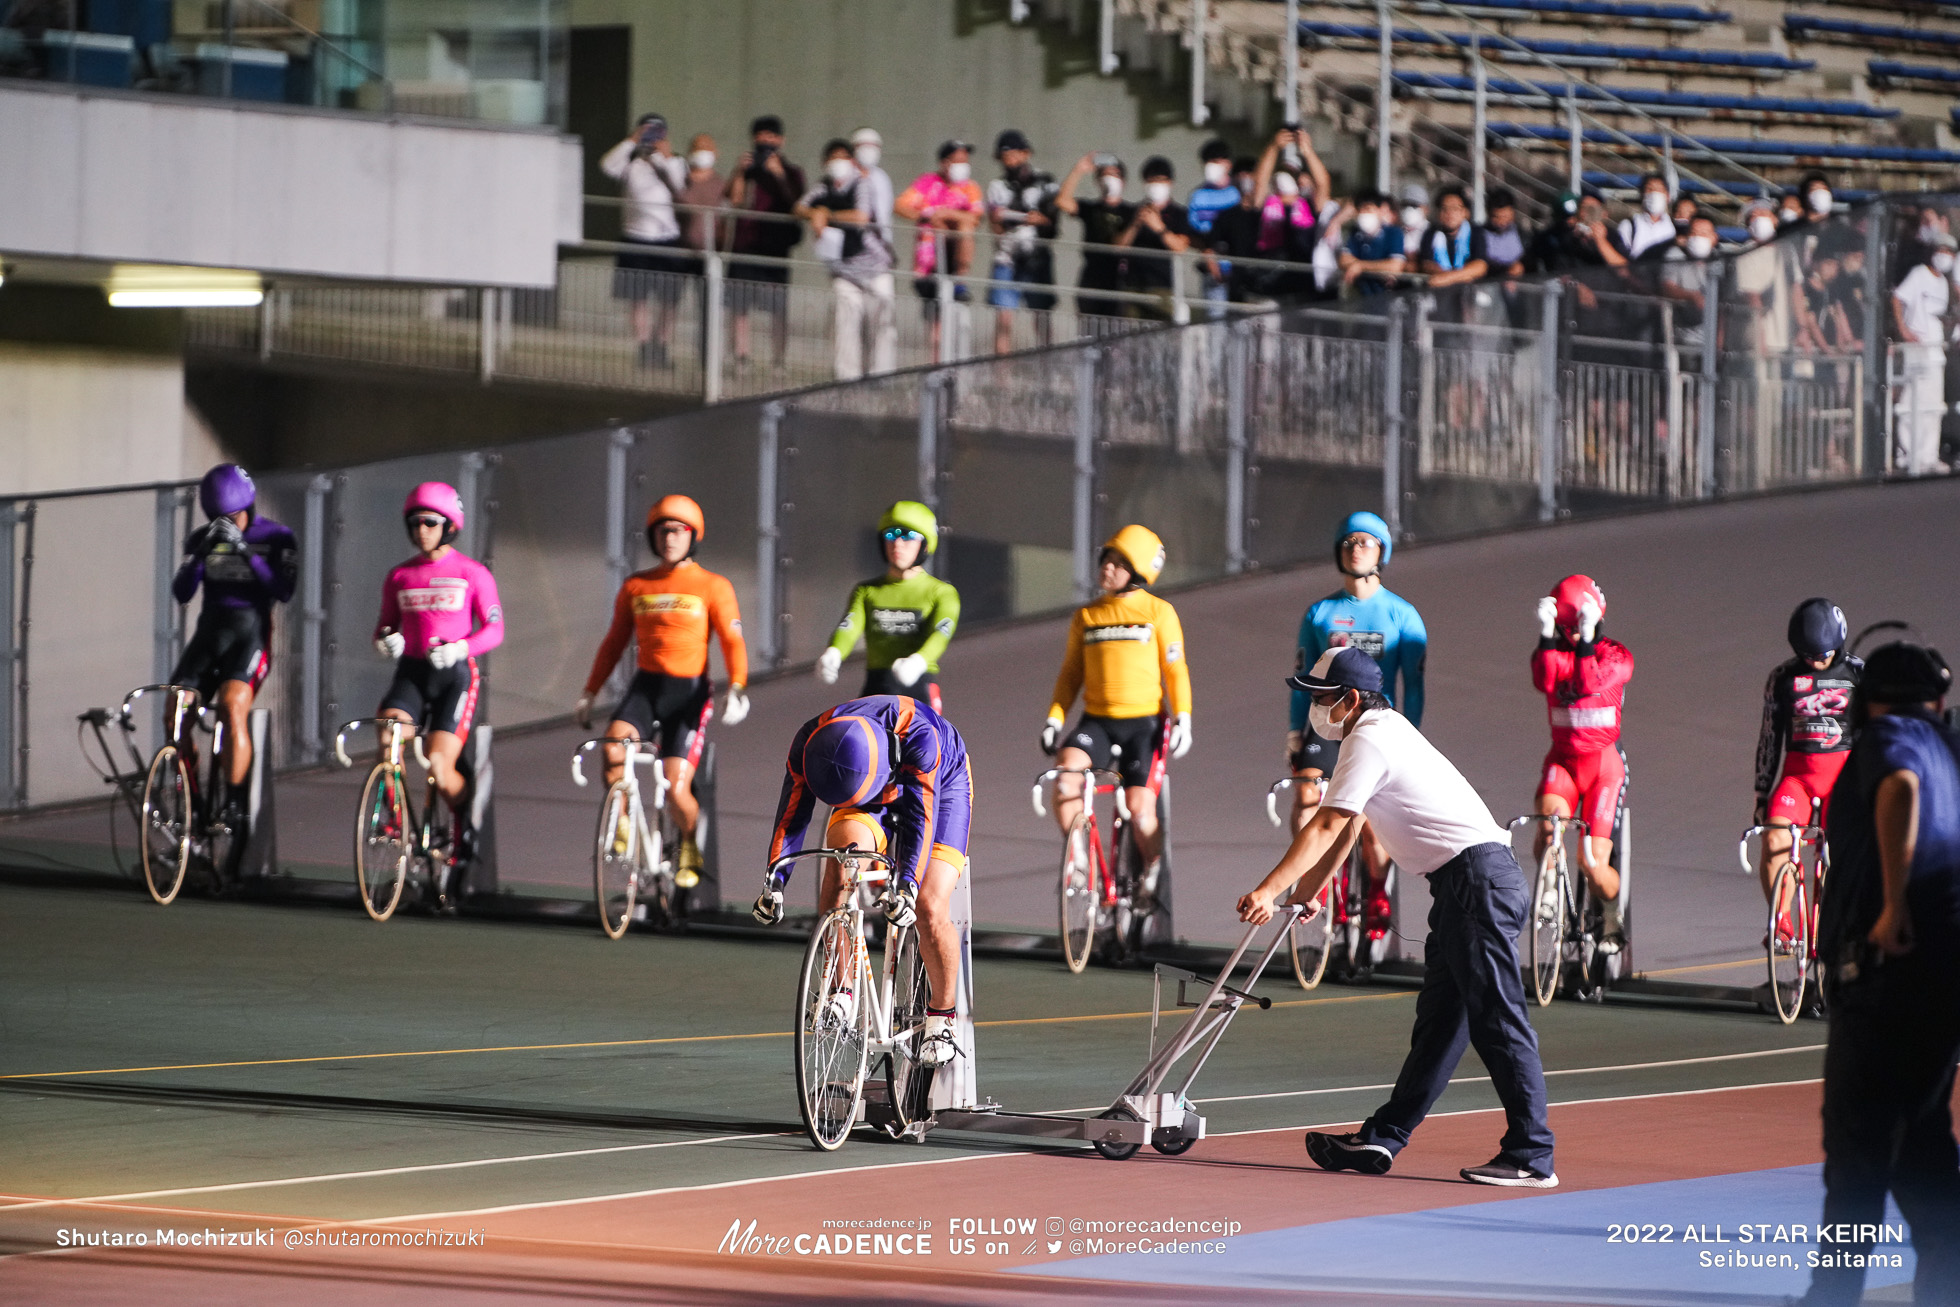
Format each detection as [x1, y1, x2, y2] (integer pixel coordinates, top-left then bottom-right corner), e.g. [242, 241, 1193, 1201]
[1019, 1166, 1914, 1303]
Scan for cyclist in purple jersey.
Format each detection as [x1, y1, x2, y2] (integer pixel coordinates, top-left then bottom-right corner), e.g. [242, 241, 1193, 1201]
[169, 464, 298, 797]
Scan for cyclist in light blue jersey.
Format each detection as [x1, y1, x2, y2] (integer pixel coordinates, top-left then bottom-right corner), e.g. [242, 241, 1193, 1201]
[1285, 511, 1428, 943]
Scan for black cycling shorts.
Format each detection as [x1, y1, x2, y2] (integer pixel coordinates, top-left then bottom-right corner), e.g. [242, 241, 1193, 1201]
[1064, 713, 1163, 791]
[610, 671, 713, 766]
[1290, 724, 1341, 776]
[379, 656, 481, 741]
[172, 605, 270, 701]
[859, 668, 943, 714]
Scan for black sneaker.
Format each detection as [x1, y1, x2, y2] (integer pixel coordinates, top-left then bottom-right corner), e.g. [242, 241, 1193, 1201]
[1460, 1155, 1558, 1188]
[1305, 1131, 1394, 1176]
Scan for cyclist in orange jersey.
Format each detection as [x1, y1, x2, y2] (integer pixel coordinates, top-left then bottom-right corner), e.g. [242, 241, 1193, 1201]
[576, 494, 749, 887]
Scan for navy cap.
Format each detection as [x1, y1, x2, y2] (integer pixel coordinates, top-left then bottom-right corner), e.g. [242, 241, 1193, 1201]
[1288, 646, 1383, 695]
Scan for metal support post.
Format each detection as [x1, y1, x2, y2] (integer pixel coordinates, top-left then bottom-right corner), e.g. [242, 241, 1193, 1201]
[1471, 39, 1487, 223]
[7, 500, 32, 808]
[1565, 93, 1582, 194]
[0, 501, 17, 807]
[1661, 133, 1677, 201]
[1539, 281, 1564, 521]
[605, 428, 633, 595]
[919, 370, 948, 513]
[1699, 261, 1720, 498]
[457, 452, 495, 565]
[1099, 0, 1117, 74]
[1861, 209, 1885, 477]
[1283, 0, 1299, 129]
[1662, 303, 1682, 499]
[478, 287, 498, 384]
[1225, 322, 1249, 574]
[258, 288, 275, 362]
[1375, 0, 1393, 192]
[704, 252, 725, 404]
[153, 488, 188, 710]
[1189, 0, 1210, 127]
[1072, 347, 1101, 603]
[1381, 298, 1405, 540]
[1171, 253, 1192, 327]
[757, 401, 786, 668]
[300, 475, 330, 763]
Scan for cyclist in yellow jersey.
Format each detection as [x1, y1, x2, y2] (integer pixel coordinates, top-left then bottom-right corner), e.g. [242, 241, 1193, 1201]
[1041, 525, 1193, 883]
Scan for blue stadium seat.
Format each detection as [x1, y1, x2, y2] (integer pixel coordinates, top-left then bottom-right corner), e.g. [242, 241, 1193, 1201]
[1785, 16, 1960, 54]
[1492, 124, 1960, 166]
[1395, 72, 1895, 122]
[1310, 0, 1730, 30]
[1299, 23, 1812, 75]
[1869, 60, 1960, 89]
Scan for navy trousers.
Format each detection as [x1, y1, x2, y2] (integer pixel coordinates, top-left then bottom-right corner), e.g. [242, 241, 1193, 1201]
[1357, 841, 1556, 1174]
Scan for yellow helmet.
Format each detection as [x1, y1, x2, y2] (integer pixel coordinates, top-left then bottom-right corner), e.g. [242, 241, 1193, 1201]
[1101, 524, 1165, 586]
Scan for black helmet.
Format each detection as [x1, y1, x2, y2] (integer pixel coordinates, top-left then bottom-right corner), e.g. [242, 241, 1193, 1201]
[1861, 642, 1951, 706]
[1787, 598, 1847, 660]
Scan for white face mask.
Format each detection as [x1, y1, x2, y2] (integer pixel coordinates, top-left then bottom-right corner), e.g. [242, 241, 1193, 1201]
[1100, 173, 1125, 200]
[1145, 181, 1173, 207]
[1356, 210, 1383, 236]
[1808, 188, 1833, 215]
[1307, 697, 1353, 740]
[1401, 206, 1424, 229]
[945, 161, 971, 184]
[1273, 172, 1300, 198]
[689, 150, 716, 170]
[1643, 191, 1668, 217]
[1203, 161, 1229, 187]
[1686, 234, 1714, 259]
[1936, 252, 1956, 275]
[1920, 223, 1941, 245]
[1749, 215, 1778, 243]
[825, 158, 856, 185]
[854, 144, 880, 169]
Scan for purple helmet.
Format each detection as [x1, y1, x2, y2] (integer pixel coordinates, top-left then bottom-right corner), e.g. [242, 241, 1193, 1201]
[802, 715, 892, 808]
[199, 463, 256, 519]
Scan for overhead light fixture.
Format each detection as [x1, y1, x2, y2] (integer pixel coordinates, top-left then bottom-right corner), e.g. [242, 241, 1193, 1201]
[106, 265, 263, 309]
[109, 288, 264, 308]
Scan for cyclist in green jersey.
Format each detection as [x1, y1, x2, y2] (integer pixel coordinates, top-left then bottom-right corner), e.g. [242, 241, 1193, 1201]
[816, 501, 961, 712]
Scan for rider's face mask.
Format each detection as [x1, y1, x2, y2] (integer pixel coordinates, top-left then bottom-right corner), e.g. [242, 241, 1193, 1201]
[1308, 693, 1355, 740]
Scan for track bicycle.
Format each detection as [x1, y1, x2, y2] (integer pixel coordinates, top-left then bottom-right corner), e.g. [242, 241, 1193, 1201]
[1033, 762, 1162, 973]
[571, 730, 684, 939]
[76, 700, 157, 882]
[334, 717, 466, 921]
[1739, 797, 1827, 1024]
[781, 847, 939, 1151]
[120, 684, 245, 905]
[1511, 812, 1619, 1005]
[1265, 777, 1361, 989]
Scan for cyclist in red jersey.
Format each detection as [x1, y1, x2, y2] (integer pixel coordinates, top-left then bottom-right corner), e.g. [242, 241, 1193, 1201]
[1754, 599, 1861, 928]
[1530, 574, 1631, 948]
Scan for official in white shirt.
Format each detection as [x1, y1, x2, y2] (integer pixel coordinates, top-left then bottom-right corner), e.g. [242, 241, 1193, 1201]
[1891, 233, 1956, 476]
[1239, 646, 1557, 1187]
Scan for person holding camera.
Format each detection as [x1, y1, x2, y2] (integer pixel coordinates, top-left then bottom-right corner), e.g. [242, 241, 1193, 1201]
[1802, 640, 1960, 1307]
[600, 113, 691, 370]
[726, 114, 806, 371]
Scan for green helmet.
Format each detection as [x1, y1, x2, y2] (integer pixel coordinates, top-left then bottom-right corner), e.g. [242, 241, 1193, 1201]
[878, 500, 938, 556]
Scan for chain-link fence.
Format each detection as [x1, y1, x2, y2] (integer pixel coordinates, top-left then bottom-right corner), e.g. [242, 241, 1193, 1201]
[7, 194, 1955, 812]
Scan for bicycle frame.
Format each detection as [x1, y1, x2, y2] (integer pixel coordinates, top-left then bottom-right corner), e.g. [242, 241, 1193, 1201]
[775, 847, 904, 1054]
[335, 716, 443, 897]
[571, 734, 674, 848]
[1032, 765, 1130, 907]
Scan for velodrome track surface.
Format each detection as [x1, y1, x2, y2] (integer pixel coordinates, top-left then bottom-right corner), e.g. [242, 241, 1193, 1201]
[2, 479, 1957, 1304]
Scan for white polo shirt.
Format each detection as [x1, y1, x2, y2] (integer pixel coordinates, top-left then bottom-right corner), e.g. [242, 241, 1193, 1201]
[1321, 708, 1508, 876]
[1894, 263, 1950, 346]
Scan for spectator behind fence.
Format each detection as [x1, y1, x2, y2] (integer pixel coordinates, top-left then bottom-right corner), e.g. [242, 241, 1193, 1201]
[727, 115, 806, 371]
[1113, 156, 1193, 322]
[1056, 152, 1133, 321]
[1339, 190, 1407, 298]
[600, 113, 690, 370]
[1398, 183, 1431, 263]
[1482, 187, 1526, 279]
[1527, 192, 1630, 353]
[897, 140, 985, 360]
[796, 138, 896, 382]
[1894, 205, 1951, 289]
[1188, 137, 1241, 315]
[1798, 246, 1853, 356]
[1891, 233, 1954, 477]
[1415, 186, 1488, 300]
[1246, 127, 1329, 305]
[1834, 239, 1871, 347]
[1659, 213, 1718, 351]
[1671, 194, 1700, 230]
[677, 134, 727, 257]
[986, 129, 1060, 353]
[1777, 189, 1806, 230]
[1207, 156, 1265, 304]
[1617, 173, 1679, 263]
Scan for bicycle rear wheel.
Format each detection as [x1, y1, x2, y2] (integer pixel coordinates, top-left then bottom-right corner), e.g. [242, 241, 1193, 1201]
[1529, 844, 1565, 1007]
[795, 911, 868, 1151]
[1058, 814, 1097, 974]
[594, 782, 638, 939]
[355, 764, 409, 922]
[1289, 886, 1333, 990]
[140, 746, 192, 905]
[1767, 862, 1807, 1025]
[884, 924, 936, 1135]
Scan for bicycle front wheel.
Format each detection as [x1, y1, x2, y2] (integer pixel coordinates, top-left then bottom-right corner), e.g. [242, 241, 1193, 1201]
[1289, 886, 1333, 990]
[594, 782, 638, 939]
[1057, 813, 1097, 974]
[355, 765, 409, 922]
[140, 746, 192, 905]
[1767, 862, 1807, 1025]
[795, 911, 868, 1151]
[884, 924, 935, 1135]
[1529, 845, 1565, 1007]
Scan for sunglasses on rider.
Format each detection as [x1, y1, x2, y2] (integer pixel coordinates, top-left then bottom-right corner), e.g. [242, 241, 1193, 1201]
[406, 514, 447, 530]
[882, 527, 925, 542]
[1339, 534, 1381, 552]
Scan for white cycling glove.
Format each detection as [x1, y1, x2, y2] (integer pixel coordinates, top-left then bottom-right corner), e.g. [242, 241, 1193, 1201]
[890, 653, 928, 687]
[1536, 596, 1558, 641]
[885, 883, 918, 930]
[1167, 713, 1192, 760]
[427, 640, 469, 670]
[1040, 716, 1063, 755]
[1577, 595, 1603, 644]
[375, 631, 405, 660]
[752, 888, 785, 925]
[721, 684, 750, 726]
[816, 647, 842, 685]
[573, 694, 594, 729]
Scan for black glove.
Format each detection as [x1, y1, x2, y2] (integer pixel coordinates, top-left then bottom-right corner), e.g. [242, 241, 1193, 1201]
[753, 888, 785, 925]
[1752, 798, 1768, 828]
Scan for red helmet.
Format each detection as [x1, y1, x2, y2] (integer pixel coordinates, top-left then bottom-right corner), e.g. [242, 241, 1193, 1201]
[1551, 574, 1606, 633]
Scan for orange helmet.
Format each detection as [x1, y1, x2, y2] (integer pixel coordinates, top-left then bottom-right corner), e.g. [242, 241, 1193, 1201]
[646, 494, 705, 541]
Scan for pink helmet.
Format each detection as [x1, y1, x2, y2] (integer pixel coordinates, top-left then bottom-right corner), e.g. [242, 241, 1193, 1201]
[403, 481, 465, 531]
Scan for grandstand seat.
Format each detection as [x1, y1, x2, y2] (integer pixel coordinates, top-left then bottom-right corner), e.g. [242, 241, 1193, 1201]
[1492, 124, 1960, 168]
[1581, 171, 1877, 205]
[1311, 0, 1730, 32]
[1785, 16, 1960, 56]
[1394, 72, 1895, 124]
[1869, 60, 1960, 91]
[1300, 23, 1812, 76]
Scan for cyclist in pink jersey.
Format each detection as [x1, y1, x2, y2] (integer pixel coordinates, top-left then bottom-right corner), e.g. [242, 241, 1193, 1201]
[373, 483, 504, 831]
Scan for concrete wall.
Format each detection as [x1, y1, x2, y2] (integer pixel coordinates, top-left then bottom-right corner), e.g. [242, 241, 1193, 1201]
[0, 344, 220, 496]
[0, 82, 583, 288]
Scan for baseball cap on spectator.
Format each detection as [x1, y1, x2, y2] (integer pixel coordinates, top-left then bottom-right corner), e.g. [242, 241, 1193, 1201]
[1860, 642, 1952, 705]
[750, 114, 784, 137]
[994, 128, 1031, 157]
[938, 139, 973, 161]
[1288, 646, 1385, 695]
[1931, 233, 1960, 253]
[850, 127, 882, 148]
[1553, 191, 1581, 218]
[1399, 182, 1430, 209]
[1141, 155, 1174, 181]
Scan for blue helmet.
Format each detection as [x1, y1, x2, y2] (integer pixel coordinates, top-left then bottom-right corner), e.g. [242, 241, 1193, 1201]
[1335, 510, 1392, 574]
[199, 463, 256, 519]
[802, 715, 893, 808]
[1787, 598, 1847, 660]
